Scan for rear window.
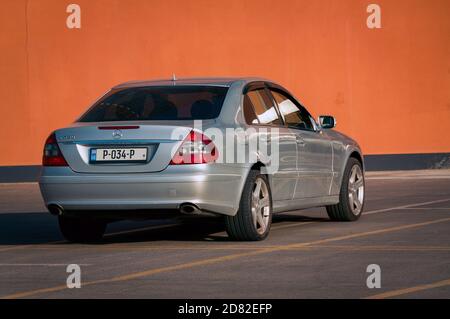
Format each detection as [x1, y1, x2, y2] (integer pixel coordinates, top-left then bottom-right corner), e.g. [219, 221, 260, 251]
[78, 86, 229, 122]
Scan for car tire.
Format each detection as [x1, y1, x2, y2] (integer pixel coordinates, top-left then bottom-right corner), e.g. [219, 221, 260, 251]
[326, 158, 365, 221]
[225, 170, 272, 241]
[58, 215, 107, 243]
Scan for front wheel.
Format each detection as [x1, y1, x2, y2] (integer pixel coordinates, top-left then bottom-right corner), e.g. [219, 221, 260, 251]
[225, 170, 272, 241]
[58, 215, 107, 243]
[326, 158, 365, 221]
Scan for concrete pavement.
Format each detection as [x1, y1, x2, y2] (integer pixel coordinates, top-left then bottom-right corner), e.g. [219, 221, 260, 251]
[0, 170, 449, 298]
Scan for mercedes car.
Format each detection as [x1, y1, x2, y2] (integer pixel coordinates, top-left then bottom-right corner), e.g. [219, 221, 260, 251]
[39, 77, 365, 242]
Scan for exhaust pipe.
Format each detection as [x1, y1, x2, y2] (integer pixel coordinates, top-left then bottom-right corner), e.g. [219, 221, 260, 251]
[48, 204, 64, 216]
[179, 203, 201, 215]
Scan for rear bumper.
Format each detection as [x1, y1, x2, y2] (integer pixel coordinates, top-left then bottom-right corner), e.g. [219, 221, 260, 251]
[39, 164, 248, 216]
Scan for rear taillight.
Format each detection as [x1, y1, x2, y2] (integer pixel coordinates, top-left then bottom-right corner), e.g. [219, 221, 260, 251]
[170, 130, 218, 165]
[42, 133, 68, 166]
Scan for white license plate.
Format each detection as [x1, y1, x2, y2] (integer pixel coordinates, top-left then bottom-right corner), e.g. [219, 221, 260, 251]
[90, 148, 148, 162]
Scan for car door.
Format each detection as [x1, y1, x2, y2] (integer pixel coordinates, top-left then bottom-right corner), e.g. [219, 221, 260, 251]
[268, 87, 333, 199]
[243, 86, 298, 201]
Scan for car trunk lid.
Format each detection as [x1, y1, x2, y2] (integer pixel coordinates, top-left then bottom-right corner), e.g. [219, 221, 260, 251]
[55, 122, 191, 173]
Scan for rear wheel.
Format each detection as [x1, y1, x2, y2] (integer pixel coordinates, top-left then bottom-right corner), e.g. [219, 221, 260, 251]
[58, 215, 107, 243]
[225, 170, 272, 241]
[326, 158, 365, 221]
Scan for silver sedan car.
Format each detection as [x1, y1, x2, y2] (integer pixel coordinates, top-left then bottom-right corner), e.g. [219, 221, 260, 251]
[39, 77, 365, 242]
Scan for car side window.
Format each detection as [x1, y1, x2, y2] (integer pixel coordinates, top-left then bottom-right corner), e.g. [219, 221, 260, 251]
[270, 90, 314, 131]
[243, 94, 258, 124]
[245, 89, 282, 125]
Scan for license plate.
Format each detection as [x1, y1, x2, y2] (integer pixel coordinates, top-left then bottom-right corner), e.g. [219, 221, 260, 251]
[90, 148, 148, 163]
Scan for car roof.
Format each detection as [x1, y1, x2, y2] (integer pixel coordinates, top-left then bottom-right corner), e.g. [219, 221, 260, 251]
[113, 77, 269, 89]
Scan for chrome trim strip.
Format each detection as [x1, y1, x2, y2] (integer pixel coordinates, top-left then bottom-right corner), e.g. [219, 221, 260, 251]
[60, 139, 177, 145]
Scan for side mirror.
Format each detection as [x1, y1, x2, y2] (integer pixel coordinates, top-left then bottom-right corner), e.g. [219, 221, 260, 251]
[318, 115, 336, 129]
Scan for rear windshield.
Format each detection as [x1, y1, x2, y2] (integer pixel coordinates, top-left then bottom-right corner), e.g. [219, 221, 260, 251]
[78, 86, 229, 122]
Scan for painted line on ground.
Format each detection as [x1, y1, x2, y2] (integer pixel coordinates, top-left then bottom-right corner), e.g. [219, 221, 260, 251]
[366, 278, 450, 299]
[104, 223, 180, 237]
[0, 241, 62, 253]
[0, 263, 91, 267]
[271, 221, 317, 230]
[0, 182, 38, 186]
[366, 176, 450, 180]
[363, 198, 450, 215]
[267, 198, 450, 232]
[397, 207, 450, 210]
[0, 223, 181, 253]
[207, 220, 318, 237]
[22, 244, 450, 252]
[3, 216, 450, 299]
[211, 197, 450, 236]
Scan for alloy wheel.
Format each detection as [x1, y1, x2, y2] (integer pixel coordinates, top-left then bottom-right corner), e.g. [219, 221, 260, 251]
[251, 177, 271, 234]
[348, 165, 364, 215]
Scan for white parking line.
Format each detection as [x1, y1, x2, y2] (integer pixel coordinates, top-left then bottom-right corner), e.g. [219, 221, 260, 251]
[397, 207, 450, 210]
[268, 198, 450, 231]
[271, 221, 316, 230]
[364, 198, 450, 215]
[366, 176, 450, 180]
[0, 263, 91, 267]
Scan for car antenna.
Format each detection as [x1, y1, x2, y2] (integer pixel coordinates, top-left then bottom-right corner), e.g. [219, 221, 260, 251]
[172, 73, 177, 85]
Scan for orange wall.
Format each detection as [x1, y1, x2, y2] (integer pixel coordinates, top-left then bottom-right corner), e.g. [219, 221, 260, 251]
[0, 0, 449, 166]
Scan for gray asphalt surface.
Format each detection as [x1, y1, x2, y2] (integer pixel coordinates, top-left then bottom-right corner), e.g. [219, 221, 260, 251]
[0, 170, 449, 299]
